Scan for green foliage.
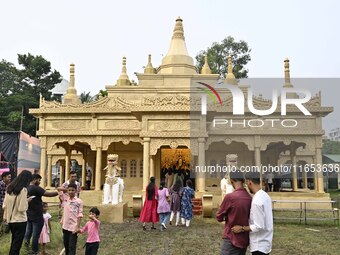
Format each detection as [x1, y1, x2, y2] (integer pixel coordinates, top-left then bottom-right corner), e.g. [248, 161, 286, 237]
[96, 89, 108, 99]
[0, 54, 62, 135]
[196, 36, 251, 78]
[322, 139, 340, 154]
[80, 91, 94, 103]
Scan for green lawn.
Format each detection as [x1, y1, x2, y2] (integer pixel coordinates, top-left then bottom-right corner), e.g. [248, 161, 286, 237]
[1, 198, 339, 255]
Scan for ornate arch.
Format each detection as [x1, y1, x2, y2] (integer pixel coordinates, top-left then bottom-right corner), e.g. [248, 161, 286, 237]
[205, 136, 255, 151]
[149, 138, 191, 155]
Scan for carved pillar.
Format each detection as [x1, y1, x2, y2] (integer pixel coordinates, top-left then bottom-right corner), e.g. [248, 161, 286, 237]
[197, 138, 206, 193]
[313, 156, 318, 192]
[254, 146, 262, 188]
[65, 149, 71, 181]
[47, 155, 52, 188]
[302, 163, 308, 189]
[143, 138, 150, 191]
[290, 147, 298, 191]
[40, 148, 47, 188]
[316, 147, 324, 193]
[150, 155, 155, 178]
[95, 147, 102, 191]
[82, 158, 86, 187]
[59, 163, 64, 186]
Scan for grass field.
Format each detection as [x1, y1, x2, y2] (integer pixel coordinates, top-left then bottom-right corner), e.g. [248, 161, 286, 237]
[1, 191, 339, 255]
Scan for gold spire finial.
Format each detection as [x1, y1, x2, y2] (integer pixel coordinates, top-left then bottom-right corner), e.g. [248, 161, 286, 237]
[144, 54, 156, 74]
[116, 56, 131, 86]
[284, 58, 292, 87]
[69, 63, 75, 87]
[201, 54, 212, 74]
[172, 17, 185, 40]
[63, 63, 80, 104]
[283, 58, 298, 98]
[158, 17, 196, 74]
[225, 53, 237, 85]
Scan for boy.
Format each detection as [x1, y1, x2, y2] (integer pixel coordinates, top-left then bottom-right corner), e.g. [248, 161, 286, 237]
[78, 207, 101, 255]
[60, 183, 83, 255]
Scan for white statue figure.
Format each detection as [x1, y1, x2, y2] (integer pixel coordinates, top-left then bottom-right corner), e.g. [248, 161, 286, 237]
[103, 154, 124, 205]
[221, 174, 234, 199]
[221, 154, 238, 199]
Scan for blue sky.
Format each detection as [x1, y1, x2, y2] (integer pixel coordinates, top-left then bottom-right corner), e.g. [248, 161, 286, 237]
[1, 0, 339, 133]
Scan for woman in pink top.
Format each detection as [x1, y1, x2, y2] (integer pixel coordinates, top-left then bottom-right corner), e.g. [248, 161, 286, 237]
[78, 207, 100, 255]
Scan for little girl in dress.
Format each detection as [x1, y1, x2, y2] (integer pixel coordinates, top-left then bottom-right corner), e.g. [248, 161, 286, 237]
[39, 202, 52, 255]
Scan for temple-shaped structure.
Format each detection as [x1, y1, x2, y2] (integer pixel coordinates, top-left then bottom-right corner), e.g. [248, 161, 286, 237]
[30, 17, 333, 204]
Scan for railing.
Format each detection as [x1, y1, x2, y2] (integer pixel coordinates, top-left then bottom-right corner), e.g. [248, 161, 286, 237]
[272, 200, 339, 225]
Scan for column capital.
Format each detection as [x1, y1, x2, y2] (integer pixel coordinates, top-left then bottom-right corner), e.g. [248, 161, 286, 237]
[198, 137, 206, 143]
[143, 137, 151, 143]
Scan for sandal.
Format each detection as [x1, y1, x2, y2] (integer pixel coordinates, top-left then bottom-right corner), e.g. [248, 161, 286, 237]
[151, 226, 157, 230]
[142, 225, 147, 231]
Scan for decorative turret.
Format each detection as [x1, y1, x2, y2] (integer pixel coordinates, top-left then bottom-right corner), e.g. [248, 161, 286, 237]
[144, 54, 156, 74]
[283, 58, 298, 98]
[157, 17, 197, 74]
[63, 64, 81, 104]
[224, 53, 237, 85]
[201, 54, 212, 74]
[116, 57, 131, 86]
[283, 58, 293, 88]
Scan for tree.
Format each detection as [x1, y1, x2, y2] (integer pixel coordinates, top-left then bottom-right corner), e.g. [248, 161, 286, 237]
[96, 89, 108, 100]
[17, 53, 62, 100]
[0, 60, 19, 97]
[80, 91, 94, 103]
[0, 54, 62, 135]
[323, 140, 340, 154]
[196, 36, 251, 79]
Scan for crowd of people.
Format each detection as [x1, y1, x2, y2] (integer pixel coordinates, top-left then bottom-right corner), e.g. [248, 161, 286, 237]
[0, 167, 273, 255]
[139, 176, 195, 230]
[0, 170, 100, 255]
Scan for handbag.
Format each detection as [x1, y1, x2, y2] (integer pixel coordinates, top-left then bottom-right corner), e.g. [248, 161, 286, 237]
[3, 195, 17, 234]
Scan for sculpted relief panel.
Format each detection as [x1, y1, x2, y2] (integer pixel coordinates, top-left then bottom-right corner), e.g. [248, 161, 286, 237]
[99, 120, 140, 130]
[148, 120, 199, 132]
[46, 120, 91, 130]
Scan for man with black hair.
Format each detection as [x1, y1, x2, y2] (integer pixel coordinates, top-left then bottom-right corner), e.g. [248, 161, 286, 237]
[61, 170, 81, 198]
[24, 173, 61, 255]
[216, 170, 252, 255]
[0, 172, 11, 236]
[232, 172, 273, 255]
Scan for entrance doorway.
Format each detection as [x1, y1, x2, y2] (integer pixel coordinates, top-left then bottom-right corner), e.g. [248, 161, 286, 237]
[160, 148, 192, 188]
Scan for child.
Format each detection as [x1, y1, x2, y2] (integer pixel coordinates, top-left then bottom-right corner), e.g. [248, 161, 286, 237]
[77, 207, 101, 255]
[157, 181, 170, 231]
[180, 179, 195, 227]
[169, 179, 182, 226]
[60, 183, 83, 255]
[39, 202, 52, 255]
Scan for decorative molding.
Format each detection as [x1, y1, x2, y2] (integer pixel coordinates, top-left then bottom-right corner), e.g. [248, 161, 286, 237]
[150, 120, 190, 132]
[169, 141, 178, 149]
[141, 95, 191, 107]
[149, 138, 191, 155]
[49, 120, 91, 130]
[101, 120, 140, 130]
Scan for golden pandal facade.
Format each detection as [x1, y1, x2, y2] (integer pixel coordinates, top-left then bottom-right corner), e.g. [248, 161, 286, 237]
[30, 17, 333, 202]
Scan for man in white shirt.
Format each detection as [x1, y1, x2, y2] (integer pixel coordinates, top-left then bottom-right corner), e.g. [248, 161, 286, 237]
[231, 171, 273, 255]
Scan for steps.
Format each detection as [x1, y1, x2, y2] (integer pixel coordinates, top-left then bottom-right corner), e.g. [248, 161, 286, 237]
[192, 198, 203, 215]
